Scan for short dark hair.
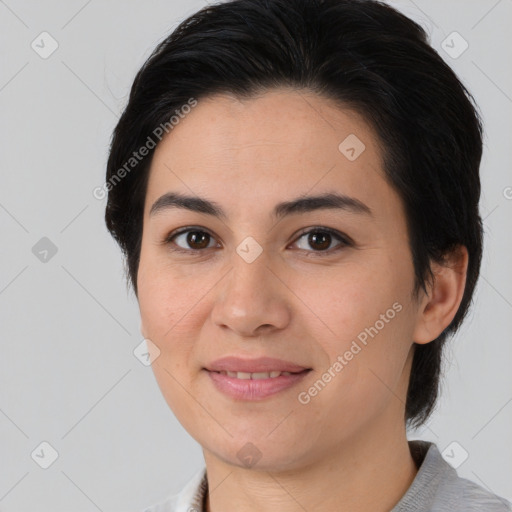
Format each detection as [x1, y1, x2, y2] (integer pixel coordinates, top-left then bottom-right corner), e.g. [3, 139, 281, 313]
[104, 0, 484, 429]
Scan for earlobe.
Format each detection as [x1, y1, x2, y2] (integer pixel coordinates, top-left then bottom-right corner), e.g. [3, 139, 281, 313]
[413, 245, 469, 345]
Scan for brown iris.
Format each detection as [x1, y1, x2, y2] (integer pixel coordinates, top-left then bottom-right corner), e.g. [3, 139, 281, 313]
[186, 231, 211, 249]
[307, 231, 332, 251]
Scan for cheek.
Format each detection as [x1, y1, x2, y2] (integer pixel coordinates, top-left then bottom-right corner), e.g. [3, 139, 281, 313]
[137, 255, 211, 338]
[137, 265, 206, 418]
[297, 266, 399, 342]
[297, 268, 412, 406]
[304, 313, 411, 438]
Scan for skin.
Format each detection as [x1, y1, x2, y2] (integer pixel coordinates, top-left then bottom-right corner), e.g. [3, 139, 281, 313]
[137, 88, 468, 512]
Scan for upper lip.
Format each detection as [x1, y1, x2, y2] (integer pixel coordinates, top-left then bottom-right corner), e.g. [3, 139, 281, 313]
[206, 356, 310, 373]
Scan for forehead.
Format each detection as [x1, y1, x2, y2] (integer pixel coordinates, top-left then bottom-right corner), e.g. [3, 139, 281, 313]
[145, 89, 396, 221]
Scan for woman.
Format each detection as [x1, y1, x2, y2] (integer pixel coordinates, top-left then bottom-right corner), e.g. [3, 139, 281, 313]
[103, 0, 511, 510]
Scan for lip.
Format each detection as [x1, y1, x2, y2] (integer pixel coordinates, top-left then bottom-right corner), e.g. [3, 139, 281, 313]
[205, 356, 309, 373]
[206, 369, 311, 400]
[204, 356, 312, 401]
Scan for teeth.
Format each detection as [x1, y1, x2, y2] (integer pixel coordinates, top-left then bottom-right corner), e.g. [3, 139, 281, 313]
[220, 370, 295, 379]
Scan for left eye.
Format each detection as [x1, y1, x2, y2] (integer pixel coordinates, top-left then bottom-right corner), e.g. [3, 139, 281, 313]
[292, 228, 350, 253]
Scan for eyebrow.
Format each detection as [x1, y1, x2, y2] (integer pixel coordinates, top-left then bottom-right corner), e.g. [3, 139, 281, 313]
[149, 191, 373, 220]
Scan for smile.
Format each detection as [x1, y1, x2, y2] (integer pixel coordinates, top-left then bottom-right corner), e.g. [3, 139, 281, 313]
[216, 370, 296, 379]
[206, 368, 311, 400]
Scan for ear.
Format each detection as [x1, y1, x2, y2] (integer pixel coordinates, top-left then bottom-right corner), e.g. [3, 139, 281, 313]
[412, 245, 469, 344]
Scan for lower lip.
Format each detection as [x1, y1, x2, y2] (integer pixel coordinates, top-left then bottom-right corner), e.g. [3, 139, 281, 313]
[206, 369, 311, 400]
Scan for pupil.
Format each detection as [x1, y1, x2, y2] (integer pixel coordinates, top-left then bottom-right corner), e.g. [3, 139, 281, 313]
[189, 231, 209, 249]
[309, 231, 330, 250]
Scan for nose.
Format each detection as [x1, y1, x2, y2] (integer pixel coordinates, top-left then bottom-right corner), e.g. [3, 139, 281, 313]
[210, 247, 291, 338]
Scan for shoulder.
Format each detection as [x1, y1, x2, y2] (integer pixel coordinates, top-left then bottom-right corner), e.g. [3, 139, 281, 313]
[140, 467, 207, 512]
[434, 472, 512, 512]
[408, 440, 511, 512]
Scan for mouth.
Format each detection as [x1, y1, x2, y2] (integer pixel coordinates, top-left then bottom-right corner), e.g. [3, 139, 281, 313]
[205, 368, 311, 401]
[209, 369, 309, 379]
[205, 355, 311, 374]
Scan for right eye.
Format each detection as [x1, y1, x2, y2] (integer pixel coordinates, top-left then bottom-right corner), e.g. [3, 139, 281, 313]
[165, 227, 220, 253]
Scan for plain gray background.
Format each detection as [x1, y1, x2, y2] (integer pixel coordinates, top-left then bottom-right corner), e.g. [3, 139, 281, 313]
[0, 0, 511, 510]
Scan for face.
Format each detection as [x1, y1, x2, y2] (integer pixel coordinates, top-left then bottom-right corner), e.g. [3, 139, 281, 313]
[137, 89, 422, 471]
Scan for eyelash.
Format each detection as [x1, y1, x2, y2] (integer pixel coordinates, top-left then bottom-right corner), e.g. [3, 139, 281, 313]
[163, 226, 353, 257]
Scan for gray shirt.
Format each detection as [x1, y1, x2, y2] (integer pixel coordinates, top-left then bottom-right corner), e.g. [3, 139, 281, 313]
[143, 440, 511, 512]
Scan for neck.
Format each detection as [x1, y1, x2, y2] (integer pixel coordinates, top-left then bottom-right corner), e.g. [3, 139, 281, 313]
[203, 417, 418, 512]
